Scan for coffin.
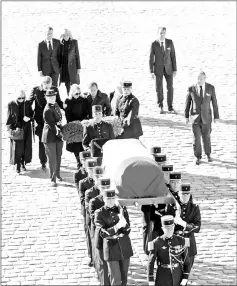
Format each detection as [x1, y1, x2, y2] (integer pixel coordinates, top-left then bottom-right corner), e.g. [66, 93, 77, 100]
[102, 139, 175, 205]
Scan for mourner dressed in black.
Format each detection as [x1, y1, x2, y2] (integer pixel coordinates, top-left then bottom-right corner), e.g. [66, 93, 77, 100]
[27, 76, 64, 170]
[6, 89, 33, 173]
[82, 105, 115, 151]
[59, 29, 81, 95]
[65, 84, 91, 169]
[95, 189, 133, 286]
[41, 89, 63, 187]
[115, 81, 143, 139]
[147, 215, 191, 286]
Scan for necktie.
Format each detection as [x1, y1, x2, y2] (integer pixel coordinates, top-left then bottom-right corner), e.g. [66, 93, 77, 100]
[200, 86, 203, 100]
[161, 42, 165, 55]
[48, 41, 53, 53]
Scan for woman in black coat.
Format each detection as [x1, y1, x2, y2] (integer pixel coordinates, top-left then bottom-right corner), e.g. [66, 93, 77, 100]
[6, 89, 33, 173]
[65, 84, 91, 169]
[59, 29, 81, 95]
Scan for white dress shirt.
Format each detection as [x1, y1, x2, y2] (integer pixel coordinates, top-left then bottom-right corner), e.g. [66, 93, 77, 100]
[197, 84, 205, 97]
[45, 39, 53, 50]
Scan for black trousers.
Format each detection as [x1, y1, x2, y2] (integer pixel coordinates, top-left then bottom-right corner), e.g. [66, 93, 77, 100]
[192, 122, 212, 159]
[107, 259, 130, 286]
[141, 205, 151, 254]
[48, 72, 59, 87]
[155, 67, 174, 109]
[44, 140, 63, 182]
[37, 132, 47, 165]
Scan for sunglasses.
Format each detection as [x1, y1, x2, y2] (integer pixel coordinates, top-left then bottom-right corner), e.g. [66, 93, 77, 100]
[18, 97, 25, 100]
[74, 92, 81, 95]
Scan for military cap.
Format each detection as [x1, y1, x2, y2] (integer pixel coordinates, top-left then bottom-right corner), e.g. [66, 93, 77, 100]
[98, 177, 111, 186]
[92, 105, 102, 112]
[85, 159, 97, 168]
[79, 151, 91, 159]
[93, 166, 104, 176]
[154, 154, 167, 162]
[180, 183, 191, 193]
[45, 89, 57, 96]
[103, 189, 116, 198]
[169, 172, 181, 180]
[161, 215, 174, 226]
[150, 146, 162, 154]
[122, 81, 132, 88]
[162, 165, 173, 172]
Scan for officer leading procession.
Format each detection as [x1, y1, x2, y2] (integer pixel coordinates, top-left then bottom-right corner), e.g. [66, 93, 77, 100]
[4, 2, 236, 286]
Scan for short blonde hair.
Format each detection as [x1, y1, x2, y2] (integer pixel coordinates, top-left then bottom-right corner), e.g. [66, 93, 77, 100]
[64, 28, 73, 40]
[69, 84, 81, 99]
[16, 88, 26, 99]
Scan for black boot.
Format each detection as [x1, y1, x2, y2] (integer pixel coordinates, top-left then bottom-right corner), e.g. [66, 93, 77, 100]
[16, 163, 21, 173]
[21, 161, 26, 171]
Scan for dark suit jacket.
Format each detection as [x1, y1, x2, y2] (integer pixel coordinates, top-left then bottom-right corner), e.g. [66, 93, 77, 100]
[149, 38, 177, 76]
[82, 120, 115, 150]
[59, 39, 81, 84]
[41, 103, 62, 143]
[185, 82, 220, 124]
[37, 38, 60, 74]
[87, 90, 112, 117]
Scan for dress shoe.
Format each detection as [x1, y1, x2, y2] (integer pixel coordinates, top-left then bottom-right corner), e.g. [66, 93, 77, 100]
[195, 158, 201, 165]
[57, 176, 63, 181]
[88, 259, 93, 267]
[160, 107, 164, 114]
[50, 181, 57, 187]
[168, 108, 177, 114]
[21, 163, 26, 171]
[207, 155, 212, 162]
[16, 163, 21, 173]
[41, 163, 47, 171]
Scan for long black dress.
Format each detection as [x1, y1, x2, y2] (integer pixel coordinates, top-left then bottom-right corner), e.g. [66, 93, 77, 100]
[6, 100, 33, 166]
[64, 96, 91, 166]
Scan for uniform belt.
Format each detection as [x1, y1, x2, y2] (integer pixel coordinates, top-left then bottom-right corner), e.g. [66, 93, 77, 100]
[175, 230, 189, 235]
[106, 234, 125, 240]
[159, 263, 179, 269]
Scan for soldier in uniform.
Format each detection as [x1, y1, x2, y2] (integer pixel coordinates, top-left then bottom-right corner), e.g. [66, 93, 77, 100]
[27, 76, 65, 170]
[74, 150, 91, 189]
[115, 81, 143, 139]
[173, 184, 201, 269]
[94, 189, 133, 286]
[147, 215, 191, 286]
[78, 158, 97, 264]
[85, 166, 105, 266]
[82, 105, 115, 151]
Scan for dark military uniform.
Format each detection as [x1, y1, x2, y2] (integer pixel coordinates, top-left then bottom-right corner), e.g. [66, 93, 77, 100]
[115, 81, 143, 139]
[87, 90, 112, 117]
[73, 150, 91, 187]
[95, 200, 133, 286]
[147, 216, 191, 286]
[27, 85, 63, 167]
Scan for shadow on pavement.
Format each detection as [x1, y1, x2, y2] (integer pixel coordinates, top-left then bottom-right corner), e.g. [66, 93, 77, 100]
[218, 119, 237, 125]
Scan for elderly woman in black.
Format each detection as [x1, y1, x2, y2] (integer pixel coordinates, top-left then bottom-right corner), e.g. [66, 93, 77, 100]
[65, 84, 91, 169]
[6, 89, 33, 173]
[59, 29, 81, 95]
[42, 89, 63, 187]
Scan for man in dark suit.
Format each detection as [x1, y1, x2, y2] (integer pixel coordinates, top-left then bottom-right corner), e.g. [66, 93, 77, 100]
[185, 71, 220, 165]
[82, 105, 115, 151]
[149, 27, 177, 114]
[37, 27, 60, 87]
[27, 76, 65, 170]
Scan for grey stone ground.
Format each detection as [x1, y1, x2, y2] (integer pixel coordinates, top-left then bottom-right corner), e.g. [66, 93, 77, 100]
[1, 2, 236, 285]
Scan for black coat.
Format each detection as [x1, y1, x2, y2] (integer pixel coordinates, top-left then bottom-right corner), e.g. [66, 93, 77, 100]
[148, 235, 191, 286]
[94, 205, 133, 261]
[168, 201, 201, 257]
[82, 120, 115, 150]
[87, 90, 112, 117]
[6, 100, 33, 165]
[115, 93, 143, 139]
[41, 103, 62, 143]
[78, 177, 94, 216]
[85, 186, 100, 232]
[37, 39, 60, 75]
[64, 96, 91, 153]
[59, 39, 81, 84]
[27, 86, 64, 136]
[89, 194, 104, 238]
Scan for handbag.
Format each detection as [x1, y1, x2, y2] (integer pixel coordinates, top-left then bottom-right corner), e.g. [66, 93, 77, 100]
[8, 102, 25, 140]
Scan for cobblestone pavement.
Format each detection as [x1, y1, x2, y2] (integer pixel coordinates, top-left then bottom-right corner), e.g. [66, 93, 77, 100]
[1, 2, 236, 285]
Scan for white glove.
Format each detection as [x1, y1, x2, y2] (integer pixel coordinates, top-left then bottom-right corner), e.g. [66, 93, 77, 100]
[23, 116, 30, 122]
[55, 126, 60, 135]
[148, 281, 155, 286]
[39, 71, 43, 77]
[63, 103, 67, 109]
[180, 279, 188, 286]
[147, 241, 154, 251]
[174, 216, 187, 228]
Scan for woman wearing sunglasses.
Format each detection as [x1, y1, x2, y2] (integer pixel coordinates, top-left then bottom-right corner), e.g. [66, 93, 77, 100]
[64, 84, 91, 169]
[6, 89, 33, 173]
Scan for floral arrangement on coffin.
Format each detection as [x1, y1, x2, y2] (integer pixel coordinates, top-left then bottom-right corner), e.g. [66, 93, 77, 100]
[62, 116, 123, 143]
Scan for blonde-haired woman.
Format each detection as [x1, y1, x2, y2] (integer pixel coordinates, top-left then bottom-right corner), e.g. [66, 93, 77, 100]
[59, 29, 81, 95]
[64, 84, 91, 169]
[6, 89, 33, 173]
